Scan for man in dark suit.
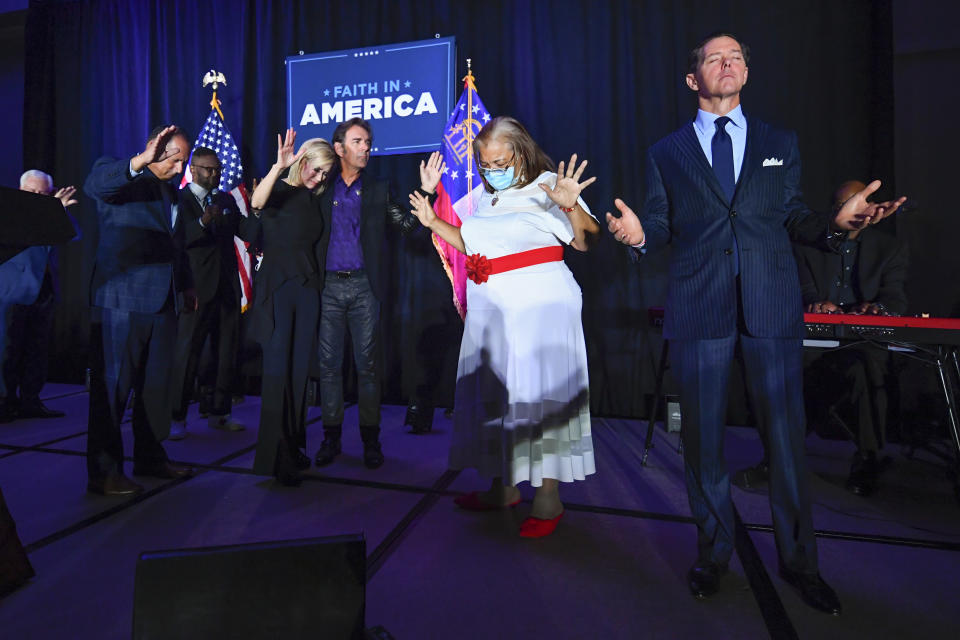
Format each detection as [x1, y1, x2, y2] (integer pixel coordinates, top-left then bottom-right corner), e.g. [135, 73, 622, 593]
[169, 147, 245, 438]
[606, 33, 905, 614]
[0, 171, 78, 422]
[84, 125, 198, 495]
[313, 118, 439, 470]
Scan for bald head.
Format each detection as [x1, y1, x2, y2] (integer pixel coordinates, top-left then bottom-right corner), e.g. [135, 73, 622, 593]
[833, 180, 867, 211]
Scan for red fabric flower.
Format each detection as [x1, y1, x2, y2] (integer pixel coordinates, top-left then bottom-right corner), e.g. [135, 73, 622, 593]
[465, 253, 492, 284]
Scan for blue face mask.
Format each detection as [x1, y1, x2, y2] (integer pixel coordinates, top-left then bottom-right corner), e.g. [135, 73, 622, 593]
[484, 167, 516, 191]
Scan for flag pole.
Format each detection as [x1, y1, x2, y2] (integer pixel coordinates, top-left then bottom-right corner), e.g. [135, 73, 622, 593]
[464, 59, 476, 216]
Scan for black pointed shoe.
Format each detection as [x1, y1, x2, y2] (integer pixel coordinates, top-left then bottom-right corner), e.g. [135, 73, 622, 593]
[688, 561, 728, 599]
[780, 567, 842, 615]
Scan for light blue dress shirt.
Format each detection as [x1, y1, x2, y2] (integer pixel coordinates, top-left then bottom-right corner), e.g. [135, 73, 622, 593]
[692, 104, 747, 182]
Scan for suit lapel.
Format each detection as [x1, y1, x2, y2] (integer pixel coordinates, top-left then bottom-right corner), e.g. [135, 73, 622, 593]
[675, 123, 728, 204]
[735, 116, 766, 203]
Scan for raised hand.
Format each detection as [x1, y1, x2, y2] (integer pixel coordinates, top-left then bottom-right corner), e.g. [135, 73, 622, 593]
[53, 185, 77, 208]
[275, 128, 303, 170]
[409, 190, 437, 228]
[419, 151, 446, 193]
[134, 125, 179, 171]
[834, 180, 907, 230]
[605, 198, 645, 245]
[538, 153, 597, 210]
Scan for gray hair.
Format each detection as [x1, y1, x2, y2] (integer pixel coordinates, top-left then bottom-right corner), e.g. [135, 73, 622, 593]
[20, 169, 54, 190]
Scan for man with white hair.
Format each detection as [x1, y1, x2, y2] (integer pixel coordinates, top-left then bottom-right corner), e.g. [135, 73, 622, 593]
[0, 170, 77, 422]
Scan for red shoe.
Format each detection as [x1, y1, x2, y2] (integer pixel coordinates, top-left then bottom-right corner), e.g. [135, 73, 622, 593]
[454, 491, 522, 511]
[519, 511, 564, 538]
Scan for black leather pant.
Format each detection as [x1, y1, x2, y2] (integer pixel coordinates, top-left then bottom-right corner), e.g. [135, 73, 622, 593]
[318, 272, 380, 428]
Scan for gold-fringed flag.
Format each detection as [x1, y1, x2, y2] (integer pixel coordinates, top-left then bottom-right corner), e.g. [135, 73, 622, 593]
[182, 71, 254, 311]
[432, 65, 492, 319]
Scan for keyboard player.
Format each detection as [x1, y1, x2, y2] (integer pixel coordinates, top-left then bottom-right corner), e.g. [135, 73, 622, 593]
[735, 180, 909, 496]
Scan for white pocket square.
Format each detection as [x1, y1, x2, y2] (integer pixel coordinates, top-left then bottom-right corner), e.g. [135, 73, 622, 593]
[762, 157, 783, 167]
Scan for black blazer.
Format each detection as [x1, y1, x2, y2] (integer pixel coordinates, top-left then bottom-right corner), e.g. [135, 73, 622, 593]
[315, 171, 420, 301]
[179, 187, 241, 305]
[793, 227, 908, 315]
[84, 157, 191, 313]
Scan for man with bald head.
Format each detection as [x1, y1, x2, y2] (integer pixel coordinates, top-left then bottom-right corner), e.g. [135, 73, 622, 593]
[83, 125, 197, 495]
[794, 179, 907, 495]
[607, 32, 905, 613]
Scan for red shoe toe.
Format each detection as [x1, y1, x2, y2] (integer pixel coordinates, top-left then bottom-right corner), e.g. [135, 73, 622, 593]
[519, 511, 564, 538]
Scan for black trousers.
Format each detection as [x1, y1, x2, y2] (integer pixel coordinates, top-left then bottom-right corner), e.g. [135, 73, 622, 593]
[170, 289, 240, 419]
[252, 280, 319, 476]
[804, 343, 890, 454]
[318, 273, 381, 429]
[86, 305, 175, 479]
[3, 274, 55, 403]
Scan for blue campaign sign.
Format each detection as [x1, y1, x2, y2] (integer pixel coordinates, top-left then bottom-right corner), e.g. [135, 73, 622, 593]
[286, 36, 456, 156]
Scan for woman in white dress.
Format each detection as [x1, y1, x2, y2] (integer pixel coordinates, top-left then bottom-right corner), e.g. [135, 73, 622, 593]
[409, 116, 600, 537]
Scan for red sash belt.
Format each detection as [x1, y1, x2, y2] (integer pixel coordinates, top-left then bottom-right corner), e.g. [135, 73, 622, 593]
[465, 245, 564, 285]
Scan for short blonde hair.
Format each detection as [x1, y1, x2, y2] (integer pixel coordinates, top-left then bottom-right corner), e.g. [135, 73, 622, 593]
[287, 138, 336, 193]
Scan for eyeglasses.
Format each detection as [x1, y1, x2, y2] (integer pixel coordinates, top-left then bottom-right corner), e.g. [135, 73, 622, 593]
[479, 155, 515, 177]
[192, 164, 222, 174]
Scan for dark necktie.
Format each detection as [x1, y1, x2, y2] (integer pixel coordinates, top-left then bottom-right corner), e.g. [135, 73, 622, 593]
[712, 116, 735, 201]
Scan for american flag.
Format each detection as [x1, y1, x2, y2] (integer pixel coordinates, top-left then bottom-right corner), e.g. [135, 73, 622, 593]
[432, 72, 492, 319]
[182, 109, 254, 311]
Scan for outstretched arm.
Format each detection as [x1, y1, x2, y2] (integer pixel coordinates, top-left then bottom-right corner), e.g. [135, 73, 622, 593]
[538, 154, 600, 251]
[833, 180, 907, 231]
[250, 128, 303, 210]
[409, 190, 465, 254]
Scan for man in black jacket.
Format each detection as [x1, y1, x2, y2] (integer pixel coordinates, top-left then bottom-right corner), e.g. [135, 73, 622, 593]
[313, 118, 441, 469]
[169, 147, 245, 438]
[737, 180, 908, 496]
[796, 180, 908, 495]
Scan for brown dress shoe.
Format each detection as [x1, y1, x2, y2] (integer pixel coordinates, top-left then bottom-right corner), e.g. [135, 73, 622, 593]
[87, 472, 144, 496]
[132, 461, 196, 479]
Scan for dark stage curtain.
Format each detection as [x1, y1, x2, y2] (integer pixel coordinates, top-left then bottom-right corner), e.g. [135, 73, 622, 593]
[23, 0, 894, 417]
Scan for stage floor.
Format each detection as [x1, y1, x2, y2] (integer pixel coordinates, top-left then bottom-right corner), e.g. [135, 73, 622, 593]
[2, 384, 959, 638]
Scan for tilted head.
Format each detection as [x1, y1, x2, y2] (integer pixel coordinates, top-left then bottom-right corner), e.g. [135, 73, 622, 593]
[288, 138, 336, 192]
[472, 116, 555, 193]
[20, 169, 54, 195]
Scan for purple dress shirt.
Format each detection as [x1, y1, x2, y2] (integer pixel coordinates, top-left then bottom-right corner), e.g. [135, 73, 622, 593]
[325, 174, 365, 271]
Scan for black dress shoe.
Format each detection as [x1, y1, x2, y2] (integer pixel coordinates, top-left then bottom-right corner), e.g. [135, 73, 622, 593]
[0, 402, 15, 423]
[846, 451, 879, 496]
[780, 567, 842, 615]
[363, 441, 384, 469]
[314, 438, 342, 467]
[732, 460, 769, 489]
[294, 449, 311, 470]
[17, 401, 65, 419]
[88, 472, 144, 496]
[132, 461, 196, 479]
[687, 561, 728, 599]
[274, 446, 303, 486]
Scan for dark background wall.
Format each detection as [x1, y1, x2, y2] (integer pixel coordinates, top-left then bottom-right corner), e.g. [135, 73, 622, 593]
[2, 0, 957, 418]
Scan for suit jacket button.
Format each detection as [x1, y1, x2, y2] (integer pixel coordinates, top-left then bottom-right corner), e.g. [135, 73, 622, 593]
[729, 210, 737, 217]
[724, 249, 733, 255]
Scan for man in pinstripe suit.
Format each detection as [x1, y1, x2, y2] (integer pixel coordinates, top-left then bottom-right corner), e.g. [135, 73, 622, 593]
[84, 125, 198, 496]
[606, 33, 905, 614]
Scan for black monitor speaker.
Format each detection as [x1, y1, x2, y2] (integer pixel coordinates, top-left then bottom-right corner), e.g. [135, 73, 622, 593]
[133, 534, 365, 639]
